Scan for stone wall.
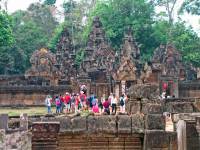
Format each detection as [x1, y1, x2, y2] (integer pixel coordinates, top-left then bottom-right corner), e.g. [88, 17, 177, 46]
[144, 130, 177, 150]
[0, 114, 31, 150]
[29, 113, 179, 150]
[31, 115, 144, 150]
[0, 85, 71, 106]
[0, 130, 31, 150]
[179, 82, 200, 98]
[126, 97, 200, 116]
[173, 113, 200, 150]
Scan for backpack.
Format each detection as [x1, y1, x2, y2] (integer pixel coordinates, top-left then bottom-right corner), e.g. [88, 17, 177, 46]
[55, 98, 60, 105]
[120, 97, 124, 106]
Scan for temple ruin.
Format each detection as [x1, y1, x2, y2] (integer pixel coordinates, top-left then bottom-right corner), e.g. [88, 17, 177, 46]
[0, 16, 200, 149]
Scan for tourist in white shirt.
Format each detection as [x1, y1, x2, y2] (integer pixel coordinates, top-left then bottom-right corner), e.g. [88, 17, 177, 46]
[45, 95, 52, 114]
[111, 94, 117, 114]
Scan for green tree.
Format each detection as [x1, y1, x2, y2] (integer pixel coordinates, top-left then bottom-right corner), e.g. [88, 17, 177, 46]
[43, 0, 56, 5]
[180, 0, 200, 15]
[0, 11, 14, 47]
[85, 0, 155, 60]
[171, 22, 200, 67]
[0, 11, 15, 74]
[10, 3, 58, 72]
[49, 0, 95, 53]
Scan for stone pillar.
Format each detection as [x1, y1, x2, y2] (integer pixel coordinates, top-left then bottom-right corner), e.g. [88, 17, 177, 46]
[0, 114, 8, 130]
[115, 82, 120, 98]
[196, 117, 200, 145]
[121, 80, 126, 94]
[176, 120, 186, 150]
[20, 113, 28, 131]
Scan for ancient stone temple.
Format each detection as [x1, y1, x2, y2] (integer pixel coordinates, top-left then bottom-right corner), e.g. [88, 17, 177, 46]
[25, 48, 59, 86]
[78, 17, 116, 97]
[152, 44, 185, 78]
[144, 44, 186, 97]
[112, 28, 142, 97]
[55, 27, 76, 85]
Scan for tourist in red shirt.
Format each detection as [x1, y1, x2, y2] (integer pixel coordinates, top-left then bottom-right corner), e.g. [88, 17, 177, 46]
[103, 99, 110, 115]
[80, 91, 87, 109]
[59, 94, 64, 113]
[64, 92, 71, 113]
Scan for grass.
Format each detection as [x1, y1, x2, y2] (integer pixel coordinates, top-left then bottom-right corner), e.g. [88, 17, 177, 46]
[0, 107, 56, 116]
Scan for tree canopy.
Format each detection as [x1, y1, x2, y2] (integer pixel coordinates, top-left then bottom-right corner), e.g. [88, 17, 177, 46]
[0, 11, 14, 47]
[0, 0, 200, 74]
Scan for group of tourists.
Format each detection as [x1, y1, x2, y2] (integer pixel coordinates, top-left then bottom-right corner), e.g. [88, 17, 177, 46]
[45, 91, 129, 115]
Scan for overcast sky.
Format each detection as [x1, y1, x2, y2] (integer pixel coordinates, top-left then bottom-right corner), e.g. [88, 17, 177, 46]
[4, 0, 200, 34]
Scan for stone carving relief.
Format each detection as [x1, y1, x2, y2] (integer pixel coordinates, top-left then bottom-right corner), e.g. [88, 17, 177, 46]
[80, 17, 116, 76]
[113, 28, 141, 82]
[25, 48, 59, 80]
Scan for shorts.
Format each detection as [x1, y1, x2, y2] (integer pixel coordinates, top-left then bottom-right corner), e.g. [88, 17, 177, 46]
[65, 103, 70, 109]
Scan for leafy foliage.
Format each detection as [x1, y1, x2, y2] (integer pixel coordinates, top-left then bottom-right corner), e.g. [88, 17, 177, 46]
[43, 0, 56, 5]
[180, 0, 200, 15]
[1, 0, 200, 74]
[171, 22, 200, 67]
[0, 11, 15, 74]
[0, 3, 58, 74]
[84, 0, 156, 61]
[0, 11, 14, 47]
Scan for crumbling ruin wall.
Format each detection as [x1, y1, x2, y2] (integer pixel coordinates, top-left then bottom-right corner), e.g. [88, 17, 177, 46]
[0, 130, 31, 150]
[0, 85, 71, 106]
[31, 115, 144, 150]
[29, 113, 178, 150]
[179, 81, 200, 98]
[173, 113, 200, 150]
[0, 114, 31, 150]
[127, 83, 200, 150]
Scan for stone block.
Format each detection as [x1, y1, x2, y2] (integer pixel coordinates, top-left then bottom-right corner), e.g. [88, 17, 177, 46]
[132, 114, 144, 133]
[117, 115, 131, 134]
[71, 116, 86, 134]
[165, 102, 194, 113]
[20, 113, 28, 131]
[193, 99, 200, 111]
[32, 122, 60, 133]
[0, 114, 8, 130]
[126, 101, 141, 114]
[0, 130, 5, 149]
[186, 122, 199, 138]
[142, 103, 162, 114]
[99, 116, 117, 134]
[145, 114, 165, 130]
[59, 116, 72, 133]
[128, 83, 159, 99]
[144, 130, 177, 150]
[87, 116, 102, 134]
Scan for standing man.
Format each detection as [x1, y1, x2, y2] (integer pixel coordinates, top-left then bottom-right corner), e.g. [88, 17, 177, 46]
[45, 95, 52, 114]
[119, 94, 126, 113]
[80, 91, 87, 109]
[64, 92, 71, 113]
[111, 94, 117, 115]
[59, 94, 64, 113]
